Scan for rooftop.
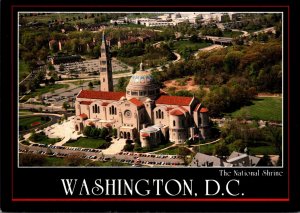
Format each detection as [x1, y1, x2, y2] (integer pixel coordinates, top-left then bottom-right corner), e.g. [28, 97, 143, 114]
[77, 90, 125, 101]
[169, 109, 185, 116]
[80, 101, 92, 105]
[129, 98, 144, 107]
[156, 95, 194, 106]
[200, 107, 209, 113]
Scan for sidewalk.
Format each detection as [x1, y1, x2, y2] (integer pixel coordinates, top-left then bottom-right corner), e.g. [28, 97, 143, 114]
[102, 138, 126, 155]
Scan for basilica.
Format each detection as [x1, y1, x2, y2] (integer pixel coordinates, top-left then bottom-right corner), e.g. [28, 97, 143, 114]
[74, 33, 210, 147]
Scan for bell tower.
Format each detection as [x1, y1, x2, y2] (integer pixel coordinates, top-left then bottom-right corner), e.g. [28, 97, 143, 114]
[99, 31, 113, 92]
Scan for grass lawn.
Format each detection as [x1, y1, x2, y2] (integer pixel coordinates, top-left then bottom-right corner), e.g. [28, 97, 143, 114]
[19, 116, 47, 130]
[19, 60, 30, 81]
[230, 97, 282, 122]
[198, 140, 278, 156]
[223, 31, 243, 38]
[21, 140, 31, 145]
[64, 137, 107, 149]
[19, 110, 34, 116]
[198, 143, 216, 155]
[135, 142, 174, 153]
[23, 83, 69, 101]
[155, 146, 180, 155]
[29, 132, 61, 145]
[248, 146, 277, 155]
[173, 40, 211, 52]
[156, 145, 191, 155]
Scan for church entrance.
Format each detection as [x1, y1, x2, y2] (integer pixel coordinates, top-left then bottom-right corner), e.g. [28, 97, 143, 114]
[75, 125, 79, 131]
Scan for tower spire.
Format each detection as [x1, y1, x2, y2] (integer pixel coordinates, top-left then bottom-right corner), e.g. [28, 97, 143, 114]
[140, 60, 144, 71]
[99, 30, 113, 92]
[102, 30, 105, 44]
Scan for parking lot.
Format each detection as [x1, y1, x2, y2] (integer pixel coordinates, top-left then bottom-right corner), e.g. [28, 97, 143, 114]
[19, 143, 185, 167]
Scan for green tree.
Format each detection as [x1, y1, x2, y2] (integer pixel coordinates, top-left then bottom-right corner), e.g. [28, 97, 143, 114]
[213, 142, 230, 157]
[62, 102, 70, 111]
[88, 81, 93, 89]
[112, 128, 118, 137]
[100, 128, 109, 139]
[83, 126, 92, 137]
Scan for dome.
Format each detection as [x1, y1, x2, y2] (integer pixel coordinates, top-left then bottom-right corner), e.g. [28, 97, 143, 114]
[129, 70, 155, 85]
[140, 126, 160, 133]
[126, 70, 160, 101]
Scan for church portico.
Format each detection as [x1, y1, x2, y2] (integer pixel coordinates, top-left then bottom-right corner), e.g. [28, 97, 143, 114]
[119, 126, 137, 140]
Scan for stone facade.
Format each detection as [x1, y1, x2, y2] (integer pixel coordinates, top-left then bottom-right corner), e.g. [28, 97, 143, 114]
[74, 34, 210, 147]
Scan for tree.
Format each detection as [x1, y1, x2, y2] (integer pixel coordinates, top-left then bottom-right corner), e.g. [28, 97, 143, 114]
[100, 128, 109, 139]
[178, 147, 190, 156]
[116, 77, 129, 92]
[123, 144, 134, 151]
[62, 101, 70, 111]
[19, 84, 27, 95]
[83, 126, 92, 137]
[112, 128, 118, 137]
[49, 77, 55, 85]
[259, 155, 273, 166]
[265, 126, 282, 155]
[64, 154, 86, 166]
[59, 64, 65, 71]
[88, 81, 93, 89]
[19, 153, 46, 166]
[213, 142, 230, 157]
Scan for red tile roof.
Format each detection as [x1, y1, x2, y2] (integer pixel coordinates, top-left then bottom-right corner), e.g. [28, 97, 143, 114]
[129, 98, 144, 107]
[101, 102, 109, 106]
[80, 101, 93, 105]
[194, 103, 201, 112]
[141, 133, 149, 137]
[166, 107, 174, 111]
[88, 121, 95, 126]
[179, 106, 188, 112]
[77, 90, 125, 101]
[169, 109, 185, 116]
[79, 113, 88, 119]
[156, 95, 193, 106]
[200, 107, 209, 113]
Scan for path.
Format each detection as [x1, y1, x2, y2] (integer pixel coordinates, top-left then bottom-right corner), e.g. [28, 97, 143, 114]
[101, 138, 126, 155]
[41, 116, 81, 146]
[147, 143, 177, 154]
[257, 93, 282, 98]
[231, 29, 249, 37]
[191, 138, 221, 147]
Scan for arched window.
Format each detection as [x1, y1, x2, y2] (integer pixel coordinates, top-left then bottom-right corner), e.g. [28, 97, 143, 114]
[114, 106, 117, 115]
[156, 111, 158, 118]
[162, 111, 164, 119]
[158, 109, 161, 119]
[109, 107, 112, 115]
[173, 120, 176, 127]
[94, 104, 99, 113]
